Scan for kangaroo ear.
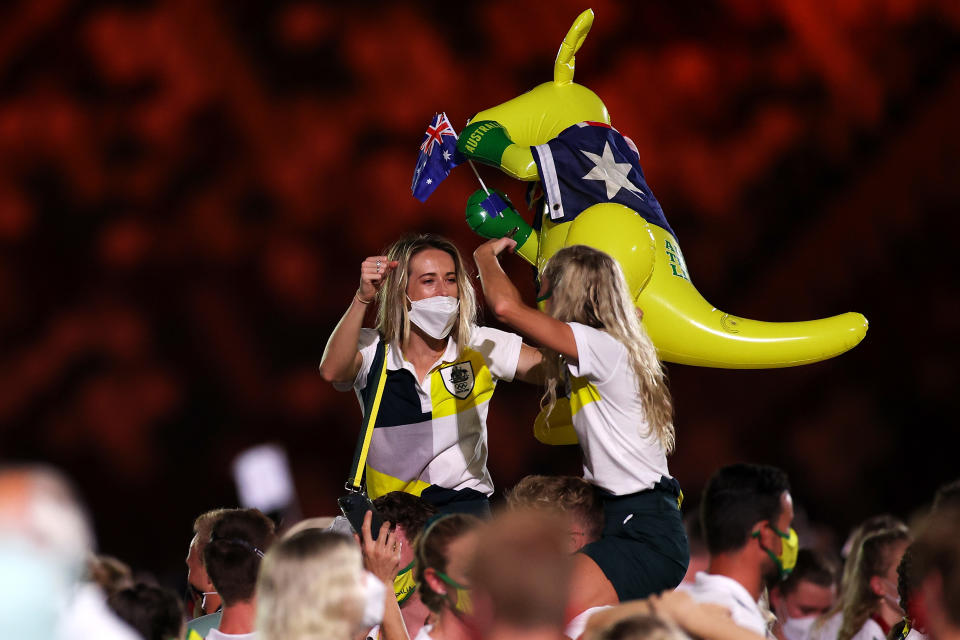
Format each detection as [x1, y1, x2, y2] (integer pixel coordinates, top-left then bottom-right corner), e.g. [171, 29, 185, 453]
[554, 9, 594, 85]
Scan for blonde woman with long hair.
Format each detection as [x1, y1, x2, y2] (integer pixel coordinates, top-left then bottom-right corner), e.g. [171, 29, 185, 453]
[836, 528, 911, 640]
[474, 238, 688, 623]
[320, 233, 541, 516]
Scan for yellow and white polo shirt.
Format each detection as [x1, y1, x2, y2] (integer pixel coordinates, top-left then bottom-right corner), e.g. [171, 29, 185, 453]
[565, 322, 671, 496]
[337, 326, 522, 502]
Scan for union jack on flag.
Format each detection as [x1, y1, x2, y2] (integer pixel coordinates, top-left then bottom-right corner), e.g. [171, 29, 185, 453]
[411, 112, 464, 202]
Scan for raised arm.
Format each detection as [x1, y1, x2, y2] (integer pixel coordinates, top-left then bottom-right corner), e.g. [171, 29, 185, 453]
[473, 238, 579, 362]
[319, 256, 397, 385]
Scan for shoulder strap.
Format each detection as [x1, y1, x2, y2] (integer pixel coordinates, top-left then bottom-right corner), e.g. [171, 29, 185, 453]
[345, 337, 388, 492]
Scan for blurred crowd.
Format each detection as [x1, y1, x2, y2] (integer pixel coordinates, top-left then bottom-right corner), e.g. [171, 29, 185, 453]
[2, 463, 959, 640]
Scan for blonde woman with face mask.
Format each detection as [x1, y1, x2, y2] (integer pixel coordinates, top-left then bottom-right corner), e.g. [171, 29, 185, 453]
[474, 238, 688, 628]
[320, 234, 542, 516]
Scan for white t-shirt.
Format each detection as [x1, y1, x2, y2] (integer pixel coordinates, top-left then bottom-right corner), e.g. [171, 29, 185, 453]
[332, 325, 522, 499]
[807, 612, 842, 640]
[564, 606, 613, 640]
[566, 323, 670, 495]
[414, 624, 434, 640]
[850, 619, 885, 640]
[679, 572, 769, 637]
[207, 630, 256, 640]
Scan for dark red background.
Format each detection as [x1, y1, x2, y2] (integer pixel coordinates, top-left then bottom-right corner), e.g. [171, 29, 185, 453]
[1, 0, 958, 586]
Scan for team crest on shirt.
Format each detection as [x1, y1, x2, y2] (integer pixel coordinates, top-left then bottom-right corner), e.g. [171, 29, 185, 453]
[440, 361, 475, 399]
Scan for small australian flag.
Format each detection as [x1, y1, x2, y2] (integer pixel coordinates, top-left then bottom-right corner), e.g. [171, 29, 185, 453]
[411, 112, 464, 202]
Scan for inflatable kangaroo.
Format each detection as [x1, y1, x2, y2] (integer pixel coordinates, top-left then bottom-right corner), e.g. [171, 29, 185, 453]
[458, 9, 867, 371]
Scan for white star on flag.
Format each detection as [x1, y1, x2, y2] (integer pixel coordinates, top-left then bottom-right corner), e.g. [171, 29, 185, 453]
[580, 142, 645, 200]
[426, 178, 433, 185]
[442, 150, 451, 161]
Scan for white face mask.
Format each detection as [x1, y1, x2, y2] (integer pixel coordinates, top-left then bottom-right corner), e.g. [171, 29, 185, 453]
[407, 295, 459, 340]
[881, 578, 904, 614]
[781, 615, 817, 640]
[360, 570, 386, 627]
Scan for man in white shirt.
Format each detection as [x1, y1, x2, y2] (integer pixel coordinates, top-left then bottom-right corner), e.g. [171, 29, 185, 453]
[203, 509, 277, 640]
[680, 464, 797, 638]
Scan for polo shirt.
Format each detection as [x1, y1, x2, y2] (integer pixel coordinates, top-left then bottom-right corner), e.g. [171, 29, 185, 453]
[566, 323, 671, 495]
[679, 572, 769, 637]
[336, 326, 522, 501]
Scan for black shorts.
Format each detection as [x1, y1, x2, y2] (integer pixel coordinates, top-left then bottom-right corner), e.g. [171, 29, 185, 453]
[580, 477, 690, 601]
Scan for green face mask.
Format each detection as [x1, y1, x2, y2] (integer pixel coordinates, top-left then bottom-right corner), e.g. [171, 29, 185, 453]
[753, 524, 799, 580]
[436, 571, 473, 616]
[394, 560, 416, 605]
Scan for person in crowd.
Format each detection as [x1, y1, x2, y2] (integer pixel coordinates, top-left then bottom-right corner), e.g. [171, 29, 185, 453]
[504, 475, 603, 553]
[835, 528, 911, 640]
[374, 492, 438, 638]
[597, 615, 691, 640]
[679, 463, 797, 637]
[812, 515, 908, 640]
[931, 479, 960, 512]
[681, 511, 710, 585]
[412, 513, 483, 640]
[910, 506, 960, 640]
[468, 509, 573, 640]
[770, 549, 839, 640]
[474, 240, 688, 618]
[319, 233, 542, 515]
[202, 509, 277, 640]
[584, 589, 769, 640]
[888, 544, 928, 640]
[0, 464, 140, 640]
[257, 517, 404, 640]
[89, 555, 135, 598]
[107, 583, 185, 640]
[185, 509, 229, 638]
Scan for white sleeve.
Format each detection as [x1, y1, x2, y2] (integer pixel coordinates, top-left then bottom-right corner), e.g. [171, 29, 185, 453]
[566, 323, 626, 385]
[468, 326, 523, 382]
[331, 329, 381, 392]
[564, 606, 613, 640]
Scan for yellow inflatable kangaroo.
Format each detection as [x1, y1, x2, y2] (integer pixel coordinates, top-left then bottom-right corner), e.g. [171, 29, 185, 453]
[456, 10, 867, 444]
[458, 8, 867, 370]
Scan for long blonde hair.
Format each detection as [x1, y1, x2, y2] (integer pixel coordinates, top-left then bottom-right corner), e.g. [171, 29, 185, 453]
[376, 234, 477, 349]
[837, 528, 910, 640]
[539, 245, 674, 453]
[256, 530, 365, 640]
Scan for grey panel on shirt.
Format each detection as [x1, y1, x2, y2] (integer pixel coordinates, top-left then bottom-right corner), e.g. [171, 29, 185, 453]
[367, 420, 434, 483]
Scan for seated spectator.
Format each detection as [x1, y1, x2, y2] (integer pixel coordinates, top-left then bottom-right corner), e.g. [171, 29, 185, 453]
[203, 509, 277, 640]
[256, 529, 367, 640]
[469, 509, 572, 640]
[836, 528, 911, 640]
[812, 515, 908, 640]
[374, 492, 438, 638]
[770, 549, 839, 640]
[910, 506, 960, 640]
[679, 463, 797, 637]
[413, 513, 483, 640]
[107, 583, 185, 640]
[504, 475, 602, 552]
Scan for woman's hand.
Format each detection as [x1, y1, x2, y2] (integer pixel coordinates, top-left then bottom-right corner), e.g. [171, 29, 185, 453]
[474, 237, 517, 262]
[357, 510, 402, 583]
[358, 256, 399, 303]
